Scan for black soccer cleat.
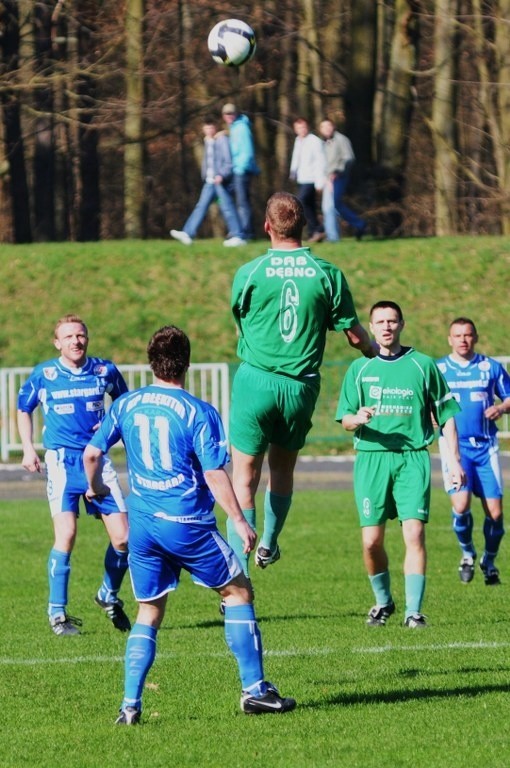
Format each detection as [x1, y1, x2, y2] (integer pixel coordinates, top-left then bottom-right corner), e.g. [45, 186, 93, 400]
[255, 544, 281, 569]
[95, 596, 131, 632]
[458, 555, 475, 583]
[479, 558, 501, 586]
[404, 613, 428, 629]
[241, 683, 296, 715]
[366, 601, 396, 627]
[49, 613, 83, 636]
[115, 706, 141, 725]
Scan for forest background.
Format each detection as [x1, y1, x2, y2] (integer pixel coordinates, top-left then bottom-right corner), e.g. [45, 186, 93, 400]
[2, 1, 510, 244]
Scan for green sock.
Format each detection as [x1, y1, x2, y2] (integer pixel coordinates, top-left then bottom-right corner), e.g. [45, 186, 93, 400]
[227, 508, 256, 577]
[405, 573, 426, 618]
[368, 571, 392, 606]
[260, 490, 292, 551]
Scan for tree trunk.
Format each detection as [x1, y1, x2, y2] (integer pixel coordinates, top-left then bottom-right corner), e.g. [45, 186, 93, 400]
[0, 1, 32, 243]
[77, 1, 100, 240]
[124, 0, 145, 238]
[33, 0, 56, 241]
[432, 0, 458, 235]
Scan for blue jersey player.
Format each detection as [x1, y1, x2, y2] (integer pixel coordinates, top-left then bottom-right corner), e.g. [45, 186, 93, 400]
[437, 318, 510, 585]
[84, 325, 296, 724]
[17, 314, 131, 635]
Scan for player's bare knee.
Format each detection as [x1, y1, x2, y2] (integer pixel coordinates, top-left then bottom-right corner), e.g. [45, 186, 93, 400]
[218, 573, 253, 605]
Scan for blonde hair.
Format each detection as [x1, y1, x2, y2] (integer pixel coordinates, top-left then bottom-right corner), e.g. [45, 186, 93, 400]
[54, 314, 88, 338]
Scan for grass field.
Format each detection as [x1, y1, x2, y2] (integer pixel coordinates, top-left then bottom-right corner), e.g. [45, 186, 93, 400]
[2, 489, 509, 768]
[1, 235, 510, 368]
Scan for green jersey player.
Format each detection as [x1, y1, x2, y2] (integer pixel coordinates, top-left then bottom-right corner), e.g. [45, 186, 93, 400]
[228, 191, 376, 585]
[336, 300, 465, 628]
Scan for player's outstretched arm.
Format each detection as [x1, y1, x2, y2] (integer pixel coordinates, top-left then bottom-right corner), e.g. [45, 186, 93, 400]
[441, 417, 466, 491]
[204, 468, 257, 554]
[17, 410, 42, 473]
[344, 323, 378, 358]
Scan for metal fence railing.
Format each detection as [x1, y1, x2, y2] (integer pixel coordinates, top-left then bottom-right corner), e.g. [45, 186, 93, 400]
[2, 357, 509, 460]
[0, 363, 230, 461]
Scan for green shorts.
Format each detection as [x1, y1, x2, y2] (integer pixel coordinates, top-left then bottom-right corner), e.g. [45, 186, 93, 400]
[353, 450, 431, 527]
[229, 363, 320, 455]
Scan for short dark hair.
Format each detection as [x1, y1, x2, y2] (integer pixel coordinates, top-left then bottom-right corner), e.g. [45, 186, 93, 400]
[266, 192, 306, 239]
[147, 326, 190, 381]
[449, 316, 477, 335]
[203, 114, 217, 126]
[369, 300, 404, 322]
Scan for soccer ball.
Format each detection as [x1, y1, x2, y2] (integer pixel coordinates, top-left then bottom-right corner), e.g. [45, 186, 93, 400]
[207, 19, 256, 67]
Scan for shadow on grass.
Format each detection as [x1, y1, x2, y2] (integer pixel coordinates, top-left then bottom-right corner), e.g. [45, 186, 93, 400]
[317, 681, 510, 708]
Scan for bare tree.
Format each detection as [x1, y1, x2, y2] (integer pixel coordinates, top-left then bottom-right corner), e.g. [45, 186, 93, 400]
[124, 0, 145, 238]
[0, 1, 32, 242]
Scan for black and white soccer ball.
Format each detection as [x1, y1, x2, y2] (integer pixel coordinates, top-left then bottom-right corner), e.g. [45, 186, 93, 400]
[207, 19, 256, 67]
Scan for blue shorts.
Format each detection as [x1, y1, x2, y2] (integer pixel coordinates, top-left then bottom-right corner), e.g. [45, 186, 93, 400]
[45, 448, 126, 518]
[441, 438, 503, 499]
[127, 509, 242, 601]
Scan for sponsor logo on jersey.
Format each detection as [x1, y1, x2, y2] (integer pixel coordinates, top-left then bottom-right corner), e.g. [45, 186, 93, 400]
[86, 400, 104, 412]
[43, 367, 58, 381]
[52, 386, 104, 399]
[363, 376, 379, 382]
[54, 403, 75, 414]
[369, 385, 413, 399]
[470, 391, 487, 402]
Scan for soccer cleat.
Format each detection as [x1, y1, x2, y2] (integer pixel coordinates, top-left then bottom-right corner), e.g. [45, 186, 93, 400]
[95, 596, 131, 632]
[480, 558, 501, 586]
[115, 706, 141, 725]
[241, 683, 296, 715]
[366, 601, 396, 627]
[223, 236, 247, 247]
[404, 613, 428, 629]
[458, 555, 475, 583]
[49, 613, 83, 636]
[170, 229, 192, 245]
[255, 544, 281, 569]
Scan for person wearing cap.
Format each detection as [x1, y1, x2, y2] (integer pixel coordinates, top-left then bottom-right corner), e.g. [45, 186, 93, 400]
[222, 103, 260, 241]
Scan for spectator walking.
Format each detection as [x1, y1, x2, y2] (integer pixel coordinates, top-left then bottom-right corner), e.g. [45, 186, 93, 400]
[289, 117, 326, 243]
[170, 115, 245, 247]
[222, 103, 260, 241]
[319, 118, 367, 241]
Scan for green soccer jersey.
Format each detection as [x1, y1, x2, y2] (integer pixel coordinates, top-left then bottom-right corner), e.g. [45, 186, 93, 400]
[336, 347, 460, 451]
[231, 247, 359, 377]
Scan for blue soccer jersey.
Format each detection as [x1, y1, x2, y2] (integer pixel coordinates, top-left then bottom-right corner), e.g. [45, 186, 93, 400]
[436, 353, 510, 442]
[89, 385, 230, 521]
[17, 356, 128, 450]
